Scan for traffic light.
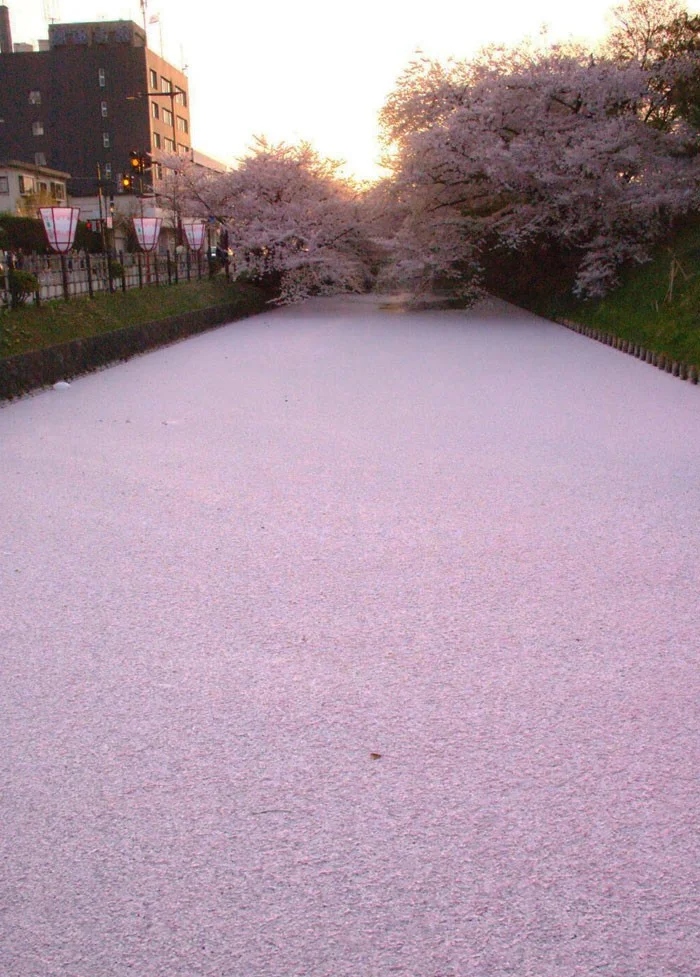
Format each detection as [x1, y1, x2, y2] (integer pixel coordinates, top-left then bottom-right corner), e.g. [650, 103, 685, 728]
[123, 152, 152, 193]
[129, 150, 152, 174]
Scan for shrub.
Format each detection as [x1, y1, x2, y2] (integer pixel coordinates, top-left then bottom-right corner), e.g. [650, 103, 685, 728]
[0, 216, 48, 253]
[8, 269, 39, 308]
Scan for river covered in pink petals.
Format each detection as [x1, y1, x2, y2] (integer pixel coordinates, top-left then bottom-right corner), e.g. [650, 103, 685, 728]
[1, 295, 698, 977]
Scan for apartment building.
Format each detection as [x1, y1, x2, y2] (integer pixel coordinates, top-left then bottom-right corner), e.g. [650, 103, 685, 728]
[0, 158, 69, 215]
[0, 11, 191, 198]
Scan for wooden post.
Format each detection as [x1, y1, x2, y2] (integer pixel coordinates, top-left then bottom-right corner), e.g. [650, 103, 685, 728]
[60, 253, 70, 302]
[86, 252, 94, 298]
[106, 252, 115, 293]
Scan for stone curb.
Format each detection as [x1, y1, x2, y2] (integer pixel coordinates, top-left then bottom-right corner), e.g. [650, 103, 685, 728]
[557, 318, 699, 386]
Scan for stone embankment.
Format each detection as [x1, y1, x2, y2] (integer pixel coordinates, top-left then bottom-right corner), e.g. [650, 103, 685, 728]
[0, 301, 264, 401]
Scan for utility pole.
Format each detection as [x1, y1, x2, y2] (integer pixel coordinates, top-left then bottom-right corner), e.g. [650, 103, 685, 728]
[96, 163, 107, 253]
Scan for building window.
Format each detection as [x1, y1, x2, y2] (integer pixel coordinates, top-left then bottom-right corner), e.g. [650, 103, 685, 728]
[98, 67, 106, 87]
[18, 175, 35, 194]
[162, 107, 173, 127]
[178, 143, 189, 156]
[50, 180, 65, 199]
[38, 181, 48, 193]
[101, 101, 108, 117]
[177, 116, 189, 134]
[103, 163, 112, 179]
[152, 132, 161, 149]
[151, 101, 159, 120]
[161, 77, 171, 92]
[34, 152, 47, 166]
[176, 90, 187, 107]
[0, 176, 8, 194]
[149, 68, 158, 90]
[32, 121, 44, 136]
[163, 137, 174, 153]
[103, 132, 110, 148]
[29, 90, 41, 104]
[155, 162, 163, 180]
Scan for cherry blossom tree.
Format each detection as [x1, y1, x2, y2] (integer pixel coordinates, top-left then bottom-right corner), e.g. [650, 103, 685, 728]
[604, 1, 700, 129]
[655, 11, 700, 126]
[604, 0, 684, 67]
[379, 40, 700, 300]
[160, 141, 375, 303]
[154, 2, 700, 307]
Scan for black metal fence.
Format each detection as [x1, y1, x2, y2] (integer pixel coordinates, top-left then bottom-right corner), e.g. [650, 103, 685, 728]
[1, 249, 223, 307]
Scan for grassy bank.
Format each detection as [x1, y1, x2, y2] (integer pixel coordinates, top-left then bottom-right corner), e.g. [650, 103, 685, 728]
[531, 223, 700, 370]
[0, 279, 269, 360]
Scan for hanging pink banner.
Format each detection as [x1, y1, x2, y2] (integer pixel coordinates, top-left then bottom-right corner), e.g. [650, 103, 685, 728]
[182, 220, 206, 251]
[133, 217, 162, 252]
[39, 207, 80, 253]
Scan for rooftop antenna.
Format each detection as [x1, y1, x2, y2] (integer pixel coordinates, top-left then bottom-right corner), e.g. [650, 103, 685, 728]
[43, 1, 61, 24]
[146, 8, 163, 56]
[140, 0, 147, 35]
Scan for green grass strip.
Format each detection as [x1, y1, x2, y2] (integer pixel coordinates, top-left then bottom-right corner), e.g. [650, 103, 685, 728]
[529, 223, 700, 370]
[1, 279, 267, 360]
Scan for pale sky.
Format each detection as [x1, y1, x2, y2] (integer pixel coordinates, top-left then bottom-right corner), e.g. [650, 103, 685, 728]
[7, 0, 697, 179]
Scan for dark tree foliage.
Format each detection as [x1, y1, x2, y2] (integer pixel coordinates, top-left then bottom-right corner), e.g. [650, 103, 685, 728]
[655, 12, 700, 128]
[0, 216, 102, 254]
